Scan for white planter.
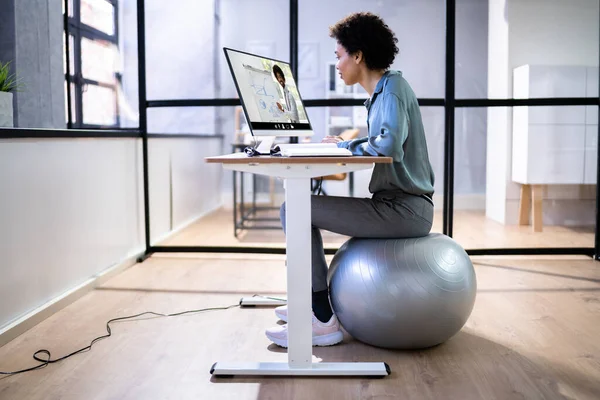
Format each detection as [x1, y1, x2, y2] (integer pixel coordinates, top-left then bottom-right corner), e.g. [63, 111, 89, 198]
[0, 92, 14, 127]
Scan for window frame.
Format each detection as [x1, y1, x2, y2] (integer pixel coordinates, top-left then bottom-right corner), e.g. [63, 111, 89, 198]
[65, 0, 120, 129]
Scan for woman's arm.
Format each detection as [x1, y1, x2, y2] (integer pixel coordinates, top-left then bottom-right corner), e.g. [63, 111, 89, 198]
[338, 93, 409, 160]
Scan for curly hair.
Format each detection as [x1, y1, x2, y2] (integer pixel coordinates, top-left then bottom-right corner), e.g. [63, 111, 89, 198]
[272, 64, 285, 80]
[329, 12, 399, 71]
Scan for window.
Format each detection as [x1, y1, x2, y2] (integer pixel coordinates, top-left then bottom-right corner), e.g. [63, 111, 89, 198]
[64, 0, 120, 128]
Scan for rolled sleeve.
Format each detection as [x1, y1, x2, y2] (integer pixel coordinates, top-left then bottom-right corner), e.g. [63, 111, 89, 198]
[338, 93, 409, 160]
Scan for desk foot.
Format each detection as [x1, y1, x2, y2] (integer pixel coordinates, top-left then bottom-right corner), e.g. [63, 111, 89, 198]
[210, 361, 390, 377]
[239, 296, 287, 307]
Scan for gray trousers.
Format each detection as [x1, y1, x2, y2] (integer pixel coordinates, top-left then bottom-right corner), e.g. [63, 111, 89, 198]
[280, 189, 434, 292]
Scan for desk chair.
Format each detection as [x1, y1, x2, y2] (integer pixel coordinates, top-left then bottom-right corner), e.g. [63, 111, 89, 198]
[312, 128, 360, 195]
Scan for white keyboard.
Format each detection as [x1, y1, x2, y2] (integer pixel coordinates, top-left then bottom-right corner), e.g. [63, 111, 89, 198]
[274, 143, 352, 157]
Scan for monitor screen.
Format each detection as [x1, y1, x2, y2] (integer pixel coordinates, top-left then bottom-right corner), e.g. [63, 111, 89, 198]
[224, 47, 313, 137]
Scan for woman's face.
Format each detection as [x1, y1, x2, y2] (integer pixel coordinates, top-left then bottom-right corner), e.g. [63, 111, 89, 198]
[335, 42, 360, 85]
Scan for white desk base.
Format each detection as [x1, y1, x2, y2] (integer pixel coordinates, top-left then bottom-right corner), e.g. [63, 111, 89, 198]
[211, 361, 390, 377]
[208, 158, 390, 378]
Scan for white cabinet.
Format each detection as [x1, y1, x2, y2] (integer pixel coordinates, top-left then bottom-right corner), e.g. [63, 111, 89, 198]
[512, 65, 598, 185]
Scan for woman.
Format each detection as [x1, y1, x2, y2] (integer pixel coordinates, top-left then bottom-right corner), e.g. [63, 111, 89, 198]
[266, 11, 435, 348]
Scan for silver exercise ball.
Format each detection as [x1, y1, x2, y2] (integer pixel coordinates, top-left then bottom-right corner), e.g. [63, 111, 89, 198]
[327, 233, 476, 349]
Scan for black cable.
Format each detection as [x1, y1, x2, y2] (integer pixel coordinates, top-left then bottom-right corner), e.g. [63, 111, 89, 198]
[0, 302, 240, 376]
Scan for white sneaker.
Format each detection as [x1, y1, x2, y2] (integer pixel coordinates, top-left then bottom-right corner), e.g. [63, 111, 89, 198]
[275, 305, 288, 322]
[265, 314, 343, 348]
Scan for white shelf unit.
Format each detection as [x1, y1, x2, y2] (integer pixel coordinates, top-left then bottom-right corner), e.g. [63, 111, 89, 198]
[511, 64, 598, 231]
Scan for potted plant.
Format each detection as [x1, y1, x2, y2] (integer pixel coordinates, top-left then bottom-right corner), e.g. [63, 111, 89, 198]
[0, 60, 24, 127]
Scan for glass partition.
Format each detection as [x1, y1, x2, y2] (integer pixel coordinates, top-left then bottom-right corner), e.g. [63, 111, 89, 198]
[452, 106, 596, 249]
[298, 0, 446, 99]
[456, 0, 599, 99]
[135, 0, 596, 257]
[152, 106, 446, 249]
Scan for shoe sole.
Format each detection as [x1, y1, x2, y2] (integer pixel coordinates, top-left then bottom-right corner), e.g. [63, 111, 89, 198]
[265, 331, 344, 348]
[275, 309, 288, 322]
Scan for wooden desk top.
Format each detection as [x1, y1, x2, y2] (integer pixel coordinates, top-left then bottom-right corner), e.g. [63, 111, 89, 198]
[205, 153, 393, 165]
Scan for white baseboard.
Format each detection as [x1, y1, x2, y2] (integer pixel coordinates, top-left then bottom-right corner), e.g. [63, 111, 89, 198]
[0, 251, 144, 349]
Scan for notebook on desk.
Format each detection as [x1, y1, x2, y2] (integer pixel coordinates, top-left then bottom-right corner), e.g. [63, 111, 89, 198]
[273, 143, 352, 157]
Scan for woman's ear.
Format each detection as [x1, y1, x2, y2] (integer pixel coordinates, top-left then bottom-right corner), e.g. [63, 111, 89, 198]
[354, 50, 363, 64]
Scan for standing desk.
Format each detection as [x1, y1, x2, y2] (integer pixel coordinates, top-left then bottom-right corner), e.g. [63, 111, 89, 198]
[230, 143, 357, 238]
[205, 152, 393, 377]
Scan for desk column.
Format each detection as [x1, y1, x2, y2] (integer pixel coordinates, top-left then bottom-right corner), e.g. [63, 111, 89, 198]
[284, 177, 313, 368]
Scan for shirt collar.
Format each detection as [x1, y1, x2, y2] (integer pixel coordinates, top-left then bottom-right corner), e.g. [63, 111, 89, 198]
[373, 70, 390, 95]
[364, 70, 392, 109]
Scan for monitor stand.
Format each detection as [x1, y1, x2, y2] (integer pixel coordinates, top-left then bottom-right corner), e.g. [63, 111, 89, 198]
[254, 136, 275, 155]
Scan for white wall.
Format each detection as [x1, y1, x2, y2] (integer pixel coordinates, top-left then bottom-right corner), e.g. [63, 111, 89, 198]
[0, 139, 143, 336]
[487, 0, 598, 226]
[0, 136, 223, 338]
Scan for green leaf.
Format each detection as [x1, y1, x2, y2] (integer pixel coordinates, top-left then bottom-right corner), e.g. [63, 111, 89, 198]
[0, 61, 25, 93]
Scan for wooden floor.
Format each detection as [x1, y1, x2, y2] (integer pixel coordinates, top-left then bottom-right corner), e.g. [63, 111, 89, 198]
[159, 207, 595, 250]
[1, 253, 599, 399]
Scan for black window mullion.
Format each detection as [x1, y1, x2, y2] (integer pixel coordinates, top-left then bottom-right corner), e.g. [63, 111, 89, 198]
[290, 0, 298, 81]
[113, 0, 120, 127]
[289, 0, 298, 144]
[596, 2, 600, 261]
[444, 0, 456, 237]
[68, 0, 83, 127]
[73, 0, 80, 26]
[113, 0, 119, 41]
[82, 78, 116, 89]
[64, 0, 73, 128]
[78, 23, 117, 43]
[74, 36, 83, 126]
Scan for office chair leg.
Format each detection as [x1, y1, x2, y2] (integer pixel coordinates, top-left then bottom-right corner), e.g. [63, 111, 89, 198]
[311, 179, 327, 196]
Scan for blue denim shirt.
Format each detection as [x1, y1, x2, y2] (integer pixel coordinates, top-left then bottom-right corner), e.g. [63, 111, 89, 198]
[338, 70, 435, 196]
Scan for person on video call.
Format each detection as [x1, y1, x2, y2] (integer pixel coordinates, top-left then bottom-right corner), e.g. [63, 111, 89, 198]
[272, 64, 300, 123]
[265, 12, 436, 348]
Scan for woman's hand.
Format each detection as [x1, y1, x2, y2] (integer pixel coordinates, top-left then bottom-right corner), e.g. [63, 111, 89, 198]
[321, 135, 343, 144]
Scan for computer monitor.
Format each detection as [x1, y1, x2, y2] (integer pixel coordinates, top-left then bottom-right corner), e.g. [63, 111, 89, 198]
[223, 47, 313, 153]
